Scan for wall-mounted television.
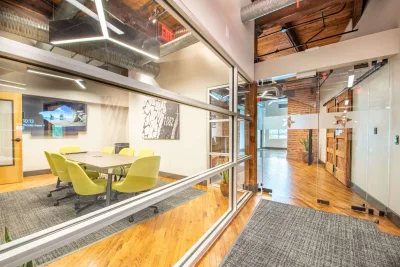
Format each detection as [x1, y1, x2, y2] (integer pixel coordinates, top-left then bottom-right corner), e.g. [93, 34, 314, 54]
[22, 95, 87, 136]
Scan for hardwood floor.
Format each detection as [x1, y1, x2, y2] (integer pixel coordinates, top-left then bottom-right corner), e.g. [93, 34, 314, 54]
[1, 155, 399, 267]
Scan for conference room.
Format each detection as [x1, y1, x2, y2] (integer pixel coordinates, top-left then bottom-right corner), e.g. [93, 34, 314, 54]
[0, 50, 247, 265]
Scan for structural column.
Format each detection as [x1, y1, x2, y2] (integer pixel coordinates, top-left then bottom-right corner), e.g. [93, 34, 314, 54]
[245, 82, 258, 191]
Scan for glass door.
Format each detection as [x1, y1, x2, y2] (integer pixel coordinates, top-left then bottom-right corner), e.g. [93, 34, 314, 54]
[258, 76, 319, 206]
[317, 61, 391, 215]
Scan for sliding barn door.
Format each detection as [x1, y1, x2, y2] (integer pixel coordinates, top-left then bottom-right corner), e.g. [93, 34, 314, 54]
[325, 91, 352, 187]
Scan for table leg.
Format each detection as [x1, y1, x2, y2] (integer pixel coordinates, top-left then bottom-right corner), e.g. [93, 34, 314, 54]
[106, 173, 112, 206]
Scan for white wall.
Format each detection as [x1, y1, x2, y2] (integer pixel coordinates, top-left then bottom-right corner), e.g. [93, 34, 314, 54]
[0, 60, 129, 172]
[128, 42, 230, 176]
[171, 0, 254, 81]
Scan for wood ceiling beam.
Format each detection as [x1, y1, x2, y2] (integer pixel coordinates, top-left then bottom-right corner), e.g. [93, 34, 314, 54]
[352, 0, 364, 29]
[284, 23, 305, 52]
[256, 0, 352, 29]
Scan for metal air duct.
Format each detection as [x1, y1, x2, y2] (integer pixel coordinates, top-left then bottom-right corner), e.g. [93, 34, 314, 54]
[241, 0, 299, 23]
[0, 10, 160, 78]
[160, 32, 198, 57]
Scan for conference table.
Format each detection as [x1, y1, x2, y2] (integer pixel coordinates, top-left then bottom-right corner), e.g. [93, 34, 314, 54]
[65, 152, 138, 206]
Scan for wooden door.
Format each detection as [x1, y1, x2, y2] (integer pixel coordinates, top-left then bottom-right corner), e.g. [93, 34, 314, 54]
[0, 92, 23, 185]
[325, 91, 352, 187]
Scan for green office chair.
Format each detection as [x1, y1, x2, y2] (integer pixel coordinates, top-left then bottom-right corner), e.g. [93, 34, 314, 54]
[59, 146, 82, 154]
[45, 151, 69, 197]
[112, 156, 161, 222]
[102, 146, 115, 154]
[67, 161, 107, 213]
[138, 149, 154, 158]
[51, 153, 101, 206]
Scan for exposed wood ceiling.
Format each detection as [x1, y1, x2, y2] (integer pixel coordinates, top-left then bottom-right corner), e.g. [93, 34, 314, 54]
[255, 0, 366, 62]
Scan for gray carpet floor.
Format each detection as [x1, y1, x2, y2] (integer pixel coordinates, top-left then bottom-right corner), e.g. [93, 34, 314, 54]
[221, 200, 400, 267]
[0, 179, 206, 266]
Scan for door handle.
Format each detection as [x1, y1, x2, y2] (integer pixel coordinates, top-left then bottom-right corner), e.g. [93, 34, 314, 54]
[12, 138, 21, 142]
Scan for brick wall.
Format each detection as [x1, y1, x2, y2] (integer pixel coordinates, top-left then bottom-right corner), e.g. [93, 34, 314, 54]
[287, 88, 319, 162]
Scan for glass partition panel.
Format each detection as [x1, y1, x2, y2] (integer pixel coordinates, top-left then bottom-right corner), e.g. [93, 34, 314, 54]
[0, 56, 231, 263]
[258, 76, 319, 205]
[317, 62, 391, 215]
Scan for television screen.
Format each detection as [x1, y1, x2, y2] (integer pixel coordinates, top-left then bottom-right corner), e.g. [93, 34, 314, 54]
[22, 95, 87, 136]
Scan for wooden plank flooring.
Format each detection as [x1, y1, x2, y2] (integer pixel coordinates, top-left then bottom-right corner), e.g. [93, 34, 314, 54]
[1, 157, 399, 267]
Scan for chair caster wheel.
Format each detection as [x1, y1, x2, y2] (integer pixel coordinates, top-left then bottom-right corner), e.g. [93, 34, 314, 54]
[54, 202, 59, 206]
[154, 208, 159, 214]
[128, 216, 134, 223]
[47, 193, 52, 197]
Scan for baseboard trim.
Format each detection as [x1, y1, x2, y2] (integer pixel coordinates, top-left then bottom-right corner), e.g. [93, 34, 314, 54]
[23, 169, 51, 177]
[387, 209, 400, 228]
[351, 182, 387, 211]
[351, 181, 400, 227]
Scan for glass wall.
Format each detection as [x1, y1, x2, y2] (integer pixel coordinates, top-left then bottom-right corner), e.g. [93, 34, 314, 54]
[317, 62, 391, 214]
[0, 2, 252, 266]
[257, 60, 393, 220]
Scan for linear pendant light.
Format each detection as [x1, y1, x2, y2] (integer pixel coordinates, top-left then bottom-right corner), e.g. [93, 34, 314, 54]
[0, 83, 26, 90]
[75, 80, 86, 89]
[51, 0, 159, 60]
[27, 68, 86, 89]
[27, 69, 77, 81]
[0, 79, 26, 86]
[94, 0, 109, 38]
[65, 0, 123, 35]
[51, 36, 106, 45]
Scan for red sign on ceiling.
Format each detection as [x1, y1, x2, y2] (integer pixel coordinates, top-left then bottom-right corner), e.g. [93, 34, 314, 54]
[158, 22, 175, 43]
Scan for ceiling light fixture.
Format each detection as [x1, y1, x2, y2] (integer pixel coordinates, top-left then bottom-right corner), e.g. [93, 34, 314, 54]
[0, 79, 26, 86]
[152, 18, 157, 24]
[0, 83, 26, 90]
[348, 75, 355, 87]
[27, 68, 86, 89]
[108, 38, 159, 60]
[94, 0, 109, 38]
[51, 36, 106, 45]
[65, 0, 123, 35]
[75, 80, 86, 89]
[27, 68, 76, 81]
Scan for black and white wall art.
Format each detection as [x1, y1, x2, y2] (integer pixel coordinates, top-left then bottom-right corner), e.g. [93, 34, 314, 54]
[142, 98, 180, 140]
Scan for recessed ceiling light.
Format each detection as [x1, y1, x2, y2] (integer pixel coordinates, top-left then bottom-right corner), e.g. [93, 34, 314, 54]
[51, 36, 106, 45]
[152, 18, 157, 24]
[0, 83, 26, 90]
